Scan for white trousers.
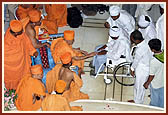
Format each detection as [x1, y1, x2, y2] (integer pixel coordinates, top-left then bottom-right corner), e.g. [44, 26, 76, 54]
[134, 64, 149, 104]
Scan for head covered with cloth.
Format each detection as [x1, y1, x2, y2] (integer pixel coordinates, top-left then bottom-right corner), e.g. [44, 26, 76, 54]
[138, 15, 152, 28]
[10, 20, 23, 36]
[28, 9, 41, 23]
[55, 80, 67, 94]
[31, 64, 43, 80]
[60, 52, 72, 67]
[64, 30, 75, 45]
[109, 5, 121, 20]
[109, 26, 121, 39]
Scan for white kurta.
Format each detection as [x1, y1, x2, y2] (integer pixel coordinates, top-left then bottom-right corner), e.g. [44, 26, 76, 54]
[138, 22, 157, 43]
[106, 10, 135, 36]
[107, 38, 126, 59]
[156, 14, 164, 50]
[93, 34, 130, 74]
[149, 56, 164, 89]
[135, 4, 153, 18]
[107, 34, 132, 64]
[131, 40, 152, 104]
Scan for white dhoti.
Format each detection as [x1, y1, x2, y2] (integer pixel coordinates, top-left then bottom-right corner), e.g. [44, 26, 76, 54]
[134, 64, 149, 104]
[92, 45, 107, 74]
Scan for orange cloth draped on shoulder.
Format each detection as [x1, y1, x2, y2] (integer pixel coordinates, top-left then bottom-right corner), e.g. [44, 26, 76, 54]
[4, 27, 36, 90]
[62, 73, 89, 102]
[41, 94, 71, 111]
[31, 64, 43, 75]
[41, 94, 83, 111]
[16, 4, 34, 20]
[41, 19, 58, 35]
[42, 4, 67, 34]
[50, 38, 84, 69]
[20, 17, 30, 32]
[46, 64, 62, 93]
[45, 4, 67, 27]
[15, 74, 46, 111]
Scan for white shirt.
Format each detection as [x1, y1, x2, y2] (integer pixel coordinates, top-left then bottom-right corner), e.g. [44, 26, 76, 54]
[108, 28, 130, 43]
[156, 14, 164, 50]
[106, 10, 135, 36]
[138, 22, 157, 43]
[149, 56, 164, 89]
[131, 40, 152, 71]
[106, 34, 130, 62]
[135, 4, 153, 17]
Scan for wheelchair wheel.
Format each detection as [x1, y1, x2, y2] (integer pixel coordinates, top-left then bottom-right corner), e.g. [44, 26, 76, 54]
[113, 62, 134, 86]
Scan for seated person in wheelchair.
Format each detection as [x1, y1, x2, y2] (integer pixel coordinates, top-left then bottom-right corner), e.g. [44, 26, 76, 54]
[91, 26, 132, 75]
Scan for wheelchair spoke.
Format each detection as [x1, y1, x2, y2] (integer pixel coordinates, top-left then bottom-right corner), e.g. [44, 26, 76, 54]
[113, 62, 135, 86]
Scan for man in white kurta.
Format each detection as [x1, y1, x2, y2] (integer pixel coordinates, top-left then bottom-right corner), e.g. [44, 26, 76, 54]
[104, 5, 135, 37]
[130, 30, 152, 104]
[156, 4, 164, 50]
[92, 26, 131, 74]
[135, 4, 153, 18]
[138, 15, 157, 43]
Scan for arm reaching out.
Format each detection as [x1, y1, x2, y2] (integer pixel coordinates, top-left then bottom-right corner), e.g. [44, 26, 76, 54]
[73, 48, 88, 55]
[72, 52, 97, 61]
[25, 24, 51, 49]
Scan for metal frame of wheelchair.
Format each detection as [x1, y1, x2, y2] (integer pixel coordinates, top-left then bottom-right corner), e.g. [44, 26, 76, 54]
[94, 58, 134, 101]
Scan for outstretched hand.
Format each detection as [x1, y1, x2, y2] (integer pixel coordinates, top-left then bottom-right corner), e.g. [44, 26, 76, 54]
[97, 47, 104, 51]
[72, 51, 97, 61]
[88, 52, 97, 57]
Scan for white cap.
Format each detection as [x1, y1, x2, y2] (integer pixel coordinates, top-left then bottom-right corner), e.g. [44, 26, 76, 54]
[109, 26, 121, 37]
[160, 4, 164, 9]
[138, 15, 151, 28]
[109, 5, 120, 16]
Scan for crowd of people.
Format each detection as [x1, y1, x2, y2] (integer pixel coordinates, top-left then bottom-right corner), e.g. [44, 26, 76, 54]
[4, 4, 164, 111]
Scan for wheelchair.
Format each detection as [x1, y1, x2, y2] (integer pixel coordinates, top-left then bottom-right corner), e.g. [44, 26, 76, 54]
[92, 48, 136, 101]
[94, 57, 135, 86]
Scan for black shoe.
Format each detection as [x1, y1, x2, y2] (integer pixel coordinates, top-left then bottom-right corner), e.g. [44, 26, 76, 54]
[90, 69, 96, 76]
[89, 60, 95, 68]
